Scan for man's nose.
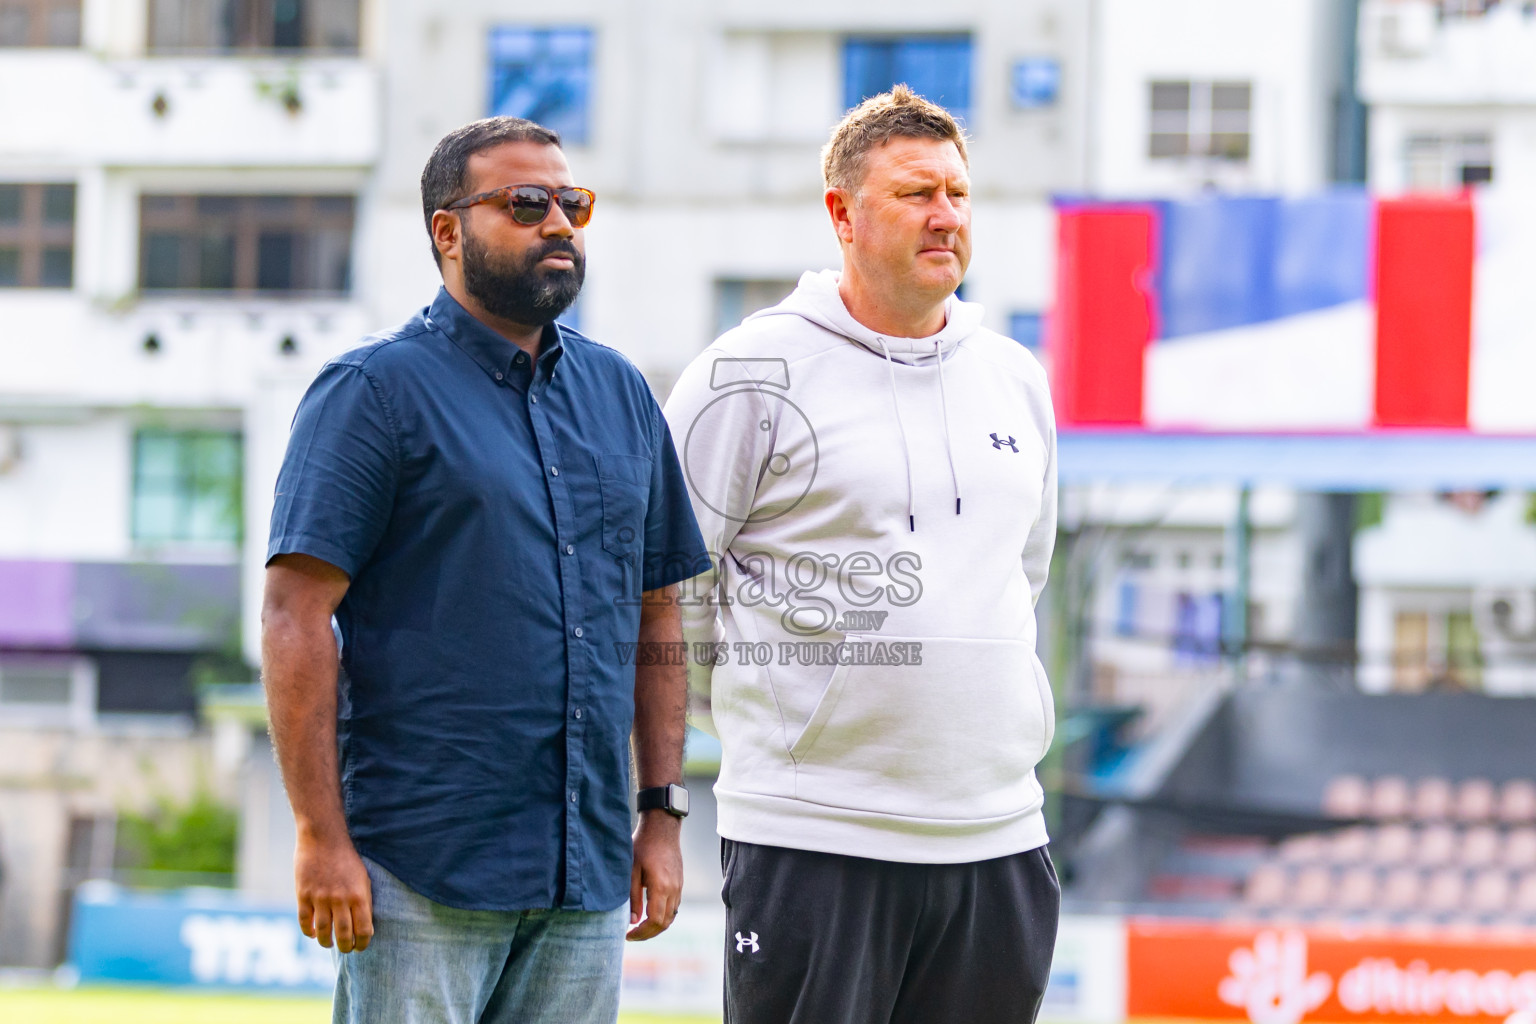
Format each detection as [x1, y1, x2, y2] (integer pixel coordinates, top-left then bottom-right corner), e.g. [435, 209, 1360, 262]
[542, 201, 576, 238]
[928, 194, 963, 232]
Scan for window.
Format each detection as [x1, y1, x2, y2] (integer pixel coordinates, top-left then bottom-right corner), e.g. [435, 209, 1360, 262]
[1009, 312, 1045, 351]
[0, 0, 80, 46]
[488, 27, 593, 144]
[1437, 0, 1498, 17]
[713, 279, 797, 340]
[1149, 80, 1251, 162]
[844, 35, 972, 125]
[708, 32, 840, 143]
[147, 0, 360, 53]
[132, 431, 243, 545]
[1405, 133, 1494, 191]
[139, 195, 353, 294]
[1010, 58, 1060, 110]
[0, 183, 74, 288]
[0, 657, 94, 729]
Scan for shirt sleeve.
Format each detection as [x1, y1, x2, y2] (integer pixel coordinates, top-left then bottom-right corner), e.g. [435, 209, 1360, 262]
[267, 362, 401, 578]
[640, 400, 710, 594]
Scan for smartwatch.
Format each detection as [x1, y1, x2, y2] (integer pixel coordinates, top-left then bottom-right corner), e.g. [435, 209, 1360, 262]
[636, 783, 690, 819]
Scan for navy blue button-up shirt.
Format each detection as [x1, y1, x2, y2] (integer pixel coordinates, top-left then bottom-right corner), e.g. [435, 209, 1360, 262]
[267, 288, 707, 912]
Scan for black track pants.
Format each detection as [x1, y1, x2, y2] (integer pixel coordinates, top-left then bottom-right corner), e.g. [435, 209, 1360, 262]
[721, 840, 1061, 1024]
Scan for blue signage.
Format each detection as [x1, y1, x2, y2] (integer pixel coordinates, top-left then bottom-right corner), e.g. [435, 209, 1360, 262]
[1011, 58, 1061, 109]
[70, 882, 335, 993]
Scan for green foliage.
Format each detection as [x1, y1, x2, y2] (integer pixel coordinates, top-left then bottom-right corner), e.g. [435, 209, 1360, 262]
[117, 790, 238, 878]
[1355, 492, 1385, 532]
[1526, 492, 1536, 526]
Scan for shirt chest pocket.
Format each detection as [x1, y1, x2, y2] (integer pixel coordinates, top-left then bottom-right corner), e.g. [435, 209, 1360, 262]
[594, 452, 652, 565]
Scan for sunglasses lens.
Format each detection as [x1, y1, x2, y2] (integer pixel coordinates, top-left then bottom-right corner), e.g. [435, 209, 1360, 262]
[507, 186, 552, 225]
[558, 190, 593, 227]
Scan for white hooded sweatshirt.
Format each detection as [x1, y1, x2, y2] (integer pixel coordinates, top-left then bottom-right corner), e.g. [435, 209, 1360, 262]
[662, 270, 1058, 863]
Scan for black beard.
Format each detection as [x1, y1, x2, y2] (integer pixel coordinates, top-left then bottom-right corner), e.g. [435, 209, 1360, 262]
[461, 224, 585, 327]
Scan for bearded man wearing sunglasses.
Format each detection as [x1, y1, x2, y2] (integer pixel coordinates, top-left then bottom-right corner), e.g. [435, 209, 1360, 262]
[261, 117, 707, 1024]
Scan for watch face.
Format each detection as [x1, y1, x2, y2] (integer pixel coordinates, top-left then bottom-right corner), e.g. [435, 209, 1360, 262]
[668, 784, 690, 816]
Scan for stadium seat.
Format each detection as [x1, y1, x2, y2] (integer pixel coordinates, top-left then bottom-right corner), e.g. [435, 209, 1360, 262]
[1328, 826, 1372, 864]
[1336, 866, 1378, 910]
[1513, 873, 1536, 915]
[1370, 776, 1411, 819]
[1500, 780, 1536, 824]
[1421, 867, 1466, 913]
[1412, 777, 1454, 821]
[1370, 823, 1415, 865]
[1278, 832, 1328, 864]
[1454, 778, 1497, 822]
[1414, 824, 1457, 867]
[1290, 866, 1333, 909]
[1468, 869, 1512, 914]
[1243, 864, 1289, 907]
[1378, 866, 1422, 912]
[1459, 825, 1502, 867]
[1504, 828, 1536, 869]
[1322, 775, 1370, 818]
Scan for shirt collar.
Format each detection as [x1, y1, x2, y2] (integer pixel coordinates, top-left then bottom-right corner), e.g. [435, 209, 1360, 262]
[426, 287, 567, 384]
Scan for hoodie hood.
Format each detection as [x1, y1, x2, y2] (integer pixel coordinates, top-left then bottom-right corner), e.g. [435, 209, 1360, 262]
[747, 269, 990, 531]
[747, 269, 986, 365]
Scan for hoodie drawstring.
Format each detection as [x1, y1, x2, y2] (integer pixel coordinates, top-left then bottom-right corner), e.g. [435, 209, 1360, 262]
[876, 337, 918, 532]
[933, 338, 962, 517]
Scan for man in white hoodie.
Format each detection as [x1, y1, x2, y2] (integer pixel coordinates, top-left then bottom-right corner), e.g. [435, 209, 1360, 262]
[663, 86, 1060, 1023]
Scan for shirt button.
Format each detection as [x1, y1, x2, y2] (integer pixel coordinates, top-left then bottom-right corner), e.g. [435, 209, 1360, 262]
[494, 371, 503, 381]
[516, 353, 527, 363]
[573, 626, 583, 638]
[531, 394, 539, 404]
[565, 543, 574, 555]
[550, 466, 559, 477]
[569, 791, 578, 803]
[574, 708, 583, 720]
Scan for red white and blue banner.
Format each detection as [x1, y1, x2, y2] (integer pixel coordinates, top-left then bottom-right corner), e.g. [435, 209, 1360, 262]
[1049, 190, 1536, 486]
[1050, 190, 1536, 434]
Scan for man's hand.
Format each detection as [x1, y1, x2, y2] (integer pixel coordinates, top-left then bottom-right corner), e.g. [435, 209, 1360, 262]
[627, 811, 683, 941]
[295, 827, 375, 953]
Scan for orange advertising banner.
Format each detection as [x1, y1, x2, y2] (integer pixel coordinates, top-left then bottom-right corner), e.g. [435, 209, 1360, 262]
[1128, 919, 1536, 1024]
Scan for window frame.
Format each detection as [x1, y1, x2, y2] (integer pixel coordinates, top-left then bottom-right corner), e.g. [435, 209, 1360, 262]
[843, 33, 974, 127]
[137, 193, 355, 296]
[1148, 79, 1252, 164]
[486, 25, 595, 146]
[0, 655, 96, 731]
[146, 0, 361, 55]
[131, 429, 245, 548]
[0, 182, 76, 289]
[0, 0, 82, 47]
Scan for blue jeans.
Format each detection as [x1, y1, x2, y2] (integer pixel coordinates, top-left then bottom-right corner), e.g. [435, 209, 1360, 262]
[333, 858, 628, 1024]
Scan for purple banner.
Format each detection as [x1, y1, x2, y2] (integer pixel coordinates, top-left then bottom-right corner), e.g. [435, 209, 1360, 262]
[0, 560, 75, 647]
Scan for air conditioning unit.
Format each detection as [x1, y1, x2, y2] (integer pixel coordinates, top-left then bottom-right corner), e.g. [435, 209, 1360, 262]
[1474, 588, 1536, 644]
[1371, 0, 1436, 58]
[1474, 588, 1536, 695]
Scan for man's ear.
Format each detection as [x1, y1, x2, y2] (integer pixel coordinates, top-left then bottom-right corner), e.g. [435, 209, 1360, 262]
[431, 209, 463, 263]
[825, 188, 856, 246]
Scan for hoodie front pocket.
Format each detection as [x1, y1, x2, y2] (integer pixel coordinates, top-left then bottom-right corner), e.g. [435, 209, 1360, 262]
[787, 634, 1050, 821]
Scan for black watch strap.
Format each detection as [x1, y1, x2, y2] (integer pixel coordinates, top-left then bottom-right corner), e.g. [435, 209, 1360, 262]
[636, 783, 689, 818]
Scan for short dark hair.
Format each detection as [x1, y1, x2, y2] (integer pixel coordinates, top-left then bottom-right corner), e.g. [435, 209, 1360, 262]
[821, 84, 969, 195]
[419, 116, 563, 266]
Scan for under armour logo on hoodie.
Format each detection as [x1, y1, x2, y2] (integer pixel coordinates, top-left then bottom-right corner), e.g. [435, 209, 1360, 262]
[735, 931, 760, 953]
[990, 433, 1018, 452]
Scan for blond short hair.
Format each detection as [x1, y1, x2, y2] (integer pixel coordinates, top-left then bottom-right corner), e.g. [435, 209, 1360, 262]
[820, 84, 970, 194]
